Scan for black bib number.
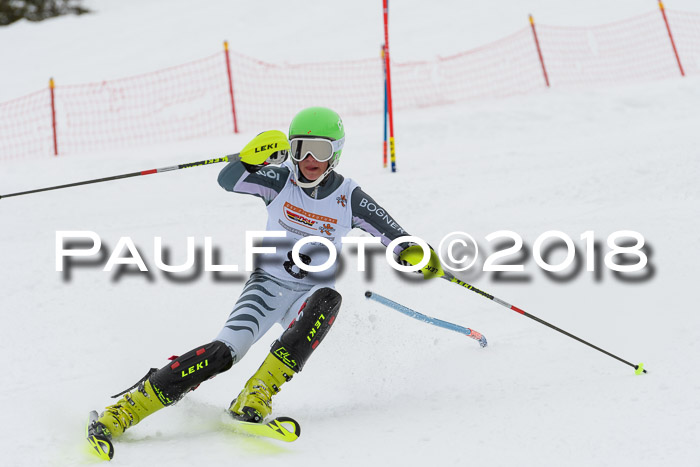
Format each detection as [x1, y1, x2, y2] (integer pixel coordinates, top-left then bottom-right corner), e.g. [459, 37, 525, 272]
[283, 250, 311, 279]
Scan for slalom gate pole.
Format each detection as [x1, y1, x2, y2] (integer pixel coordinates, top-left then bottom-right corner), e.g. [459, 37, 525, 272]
[441, 271, 647, 374]
[0, 130, 289, 200]
[223, 40, 240, 133]
[658, 1, 685, 77]
[381, 44, 388, 168]
[365, 290, 487, 348]
[529, 14, 550, 88]
[49, 77, 59, 156]
[382, 0, 397, 172]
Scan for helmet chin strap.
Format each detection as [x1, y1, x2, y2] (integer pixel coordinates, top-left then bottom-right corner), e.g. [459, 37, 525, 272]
[293, 163, 334, 189]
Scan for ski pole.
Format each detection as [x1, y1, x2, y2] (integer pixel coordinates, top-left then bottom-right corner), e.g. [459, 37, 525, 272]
[441, 271, 646, 374]
[0, 130, 289, 200]
[365, 290, 487, 348]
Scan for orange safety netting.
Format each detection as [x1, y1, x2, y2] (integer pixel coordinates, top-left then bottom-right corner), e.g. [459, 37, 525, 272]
[0, 90, 53, 160]
[536, 11, 691, 86]
[666, 10, 700, 74]
[1, 9, 698, 160]
[55, 53, 232, 154]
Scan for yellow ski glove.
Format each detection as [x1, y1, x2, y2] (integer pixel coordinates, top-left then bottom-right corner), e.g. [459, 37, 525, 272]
[398, 244, 445, 280]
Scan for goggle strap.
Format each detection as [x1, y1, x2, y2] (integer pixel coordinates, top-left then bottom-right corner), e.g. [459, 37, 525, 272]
[331, 136, 345, 154]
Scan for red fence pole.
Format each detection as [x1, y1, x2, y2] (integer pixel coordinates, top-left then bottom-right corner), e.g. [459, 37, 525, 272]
[223, 40, 239, 133]
[658, 1, 685, 77]
[529, 15, 550, 88]
[49, 77, 58, 156]
[382, 0, 396, 172]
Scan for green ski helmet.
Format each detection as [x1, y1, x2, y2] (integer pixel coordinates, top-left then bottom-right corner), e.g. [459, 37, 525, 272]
[288, 107, 345, 188]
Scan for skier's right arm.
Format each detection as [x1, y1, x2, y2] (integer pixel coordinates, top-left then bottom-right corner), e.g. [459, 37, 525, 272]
[217, 157, 290, 206]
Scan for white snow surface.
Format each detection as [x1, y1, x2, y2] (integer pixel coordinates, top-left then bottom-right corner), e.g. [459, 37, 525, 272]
[1, 1, 700, 466]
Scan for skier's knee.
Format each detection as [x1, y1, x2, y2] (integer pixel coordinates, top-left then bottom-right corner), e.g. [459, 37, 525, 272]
[149, 340, 233, 405]
[271, 287, 341, 372]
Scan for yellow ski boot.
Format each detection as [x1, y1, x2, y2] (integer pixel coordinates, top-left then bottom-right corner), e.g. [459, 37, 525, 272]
[229, 352, 296, 423]
[95, 379, 166, 439]
[87, 376, 166, 460]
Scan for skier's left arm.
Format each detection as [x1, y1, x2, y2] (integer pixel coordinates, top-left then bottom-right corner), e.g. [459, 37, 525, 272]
[350, 187, 408, 253]
[350, 187, 444, 278]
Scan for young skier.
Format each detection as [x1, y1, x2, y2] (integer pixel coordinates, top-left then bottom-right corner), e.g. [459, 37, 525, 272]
[87, 107, 442, 454]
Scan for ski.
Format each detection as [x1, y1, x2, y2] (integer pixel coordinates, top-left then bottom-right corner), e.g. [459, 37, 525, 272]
[365, 290, 488, 347]
[86, 411, 114, 461]
[227, 416, 301, 442]
[83, 412, 299, 462]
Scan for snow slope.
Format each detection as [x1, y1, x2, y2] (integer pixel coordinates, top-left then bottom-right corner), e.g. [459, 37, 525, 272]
[1, 1, 700, 466]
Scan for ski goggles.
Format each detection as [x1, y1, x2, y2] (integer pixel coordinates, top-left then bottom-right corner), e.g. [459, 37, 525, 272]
[289, 137, 345, 163]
